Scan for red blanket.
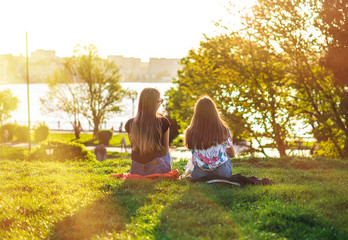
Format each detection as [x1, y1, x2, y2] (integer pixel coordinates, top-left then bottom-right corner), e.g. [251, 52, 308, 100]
[110, 169, 180, 180]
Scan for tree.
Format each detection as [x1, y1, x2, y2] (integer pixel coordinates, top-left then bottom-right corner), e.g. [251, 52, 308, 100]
[319, 0, 348, 87]
[0, 89, 19, 125]
[167, 34, 296, 157]
[168, 0, 348, 158]
[318, 0, 348, 156]
[41, 45, 127, 138]
[238, 0, 347, 158]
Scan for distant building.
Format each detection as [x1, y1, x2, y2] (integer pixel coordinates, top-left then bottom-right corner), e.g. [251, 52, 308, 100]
[0, 55, 9, 83]
[107, 55, 142, 81]
[29, 50, 62, 82]
[1, 50, 182, 84]
[31, 50, 56, 61]
[0, 54, 26, 83]
[147, 58, 181, 82]
[141, 62, 149, 77]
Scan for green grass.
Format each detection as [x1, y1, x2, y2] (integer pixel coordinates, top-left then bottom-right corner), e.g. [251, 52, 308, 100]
[47, 132, 130, 146]
[107, 151, 131, 159]
[0, 146, 28, 160]
[0, 155, 347, 239]
[2, 131, 129, 146]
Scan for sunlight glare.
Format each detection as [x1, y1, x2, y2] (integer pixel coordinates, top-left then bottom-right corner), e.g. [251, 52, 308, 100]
[0, 0, 256, 61]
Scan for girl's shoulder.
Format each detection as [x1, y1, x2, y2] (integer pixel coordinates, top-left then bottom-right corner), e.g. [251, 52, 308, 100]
[125, 118, 134, 132]
[126, 117, 134, 123]
[156, 114, 170, 126]
[157, 114, 168, 120]
[158, 115, 171, 133]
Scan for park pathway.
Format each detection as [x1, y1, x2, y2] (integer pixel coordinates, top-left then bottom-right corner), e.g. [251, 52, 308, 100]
[7, 142, 311, 159]
[8, 142, 192, 161]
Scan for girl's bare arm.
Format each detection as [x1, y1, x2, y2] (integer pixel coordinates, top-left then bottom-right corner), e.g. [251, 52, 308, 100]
[162, 128, 170, 154]
[226, 144, 236, 158]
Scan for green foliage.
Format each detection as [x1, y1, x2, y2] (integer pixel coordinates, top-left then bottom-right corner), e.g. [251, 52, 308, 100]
[98, 130, 113, 146]
[167, 34, 294, 156]
[171, 135, 184, 147]
[318, 0, 348, 156]
[317, 137, 345, 158]
[166, 0, 347, 158]
[33, 122, 49, 142]
[319, 0, 348, 87]
[0, 89, 19, 125]
[238, 0, 347, 158]
[41, 44, 128, 138]
[165, 86, 195, 131]
[0, 123, 16, 141]
[163, 103, 181, 143]
[14, 125, 29, 142]
[29, 140, 96, 162]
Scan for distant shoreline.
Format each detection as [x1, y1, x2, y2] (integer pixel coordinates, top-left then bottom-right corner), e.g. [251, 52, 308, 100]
[0, 80, 174, 85]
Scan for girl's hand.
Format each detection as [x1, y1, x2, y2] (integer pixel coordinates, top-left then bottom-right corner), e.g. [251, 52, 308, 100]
[227, 145, 236, 158]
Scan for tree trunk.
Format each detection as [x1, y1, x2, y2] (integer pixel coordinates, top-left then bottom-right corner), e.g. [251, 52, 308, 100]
[343, 114, 348, 158]
[343, 136, 348, 158]
[93, 119, 100, 140]
[276, 139, 287, 157]
[342, 94, 348, 158]
[274, 128, 287, 157]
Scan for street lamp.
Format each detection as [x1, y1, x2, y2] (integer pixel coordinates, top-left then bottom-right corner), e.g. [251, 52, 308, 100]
[26, 32, 31, 152]
[45, 144, 54, 155]
[129, 90, 138, 117]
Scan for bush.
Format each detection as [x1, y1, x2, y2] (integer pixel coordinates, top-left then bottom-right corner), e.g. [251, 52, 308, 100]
[98, 130, 113, 146]
[172, 135, 184, 147]
[316, 138, 344, 158]
[29, 140, 96, 162]
[168, 117, 180, 144]
[34, 122, 49, 142]
[0, 146, 27, 160]
[14, 125, 30, 142]
[0, 123, 17, 141]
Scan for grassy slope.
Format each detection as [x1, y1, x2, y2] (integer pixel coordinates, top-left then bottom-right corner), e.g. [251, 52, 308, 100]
[47, 132, 130, 146]
[0, 156, 347, 239]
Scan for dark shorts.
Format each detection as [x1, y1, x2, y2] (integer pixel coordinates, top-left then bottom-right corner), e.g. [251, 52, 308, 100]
[130, 152, 172, 176]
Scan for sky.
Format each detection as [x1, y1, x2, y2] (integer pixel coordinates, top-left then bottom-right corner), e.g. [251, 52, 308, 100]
[0, 0, 254, 62]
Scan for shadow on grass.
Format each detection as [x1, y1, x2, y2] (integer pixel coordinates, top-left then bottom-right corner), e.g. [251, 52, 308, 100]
[154, 182, 242, 240]
[107, 152, 131, 160]
[49, 180, 157, 240]
[75, 139, 97, 146]
[50, 196, 127, 240]
[49, 156, 348, 239]
[195, 182, 348, 240]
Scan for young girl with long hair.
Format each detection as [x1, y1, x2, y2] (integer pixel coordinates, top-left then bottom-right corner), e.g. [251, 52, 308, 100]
[185, 96, 235, 181]
[125, 88, 171, 175]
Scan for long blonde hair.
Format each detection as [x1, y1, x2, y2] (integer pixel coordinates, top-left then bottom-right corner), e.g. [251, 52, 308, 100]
[185, 96, 229, 150]
[129, 88, 164, 154]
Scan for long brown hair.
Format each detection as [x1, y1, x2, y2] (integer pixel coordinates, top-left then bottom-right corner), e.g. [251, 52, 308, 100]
[129, 88, 164, 154]
[185, 96, 229, 150]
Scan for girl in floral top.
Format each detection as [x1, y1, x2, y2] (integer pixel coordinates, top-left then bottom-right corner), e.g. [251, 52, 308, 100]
[185, 96, 235, 181]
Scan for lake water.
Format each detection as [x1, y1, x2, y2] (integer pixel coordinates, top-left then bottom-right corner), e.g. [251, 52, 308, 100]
[0, 82, 173, 131]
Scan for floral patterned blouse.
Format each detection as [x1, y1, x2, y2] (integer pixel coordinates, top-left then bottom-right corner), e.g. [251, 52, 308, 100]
[191, 131, 233, 171]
